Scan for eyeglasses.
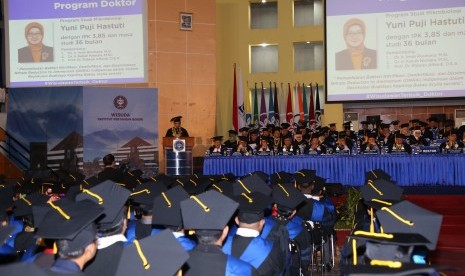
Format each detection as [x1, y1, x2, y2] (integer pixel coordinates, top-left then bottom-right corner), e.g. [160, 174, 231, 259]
[27, 32, 43, 37]
[346, 31, 364, 37]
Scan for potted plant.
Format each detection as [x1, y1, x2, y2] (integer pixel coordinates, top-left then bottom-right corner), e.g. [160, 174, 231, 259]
[334, 187, 362, 246]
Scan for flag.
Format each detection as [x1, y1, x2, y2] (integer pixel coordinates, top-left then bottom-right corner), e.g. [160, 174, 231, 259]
[232, 64, 238, 131]
[286, 83, 293, 124]
[315, 83, 322, 128]
[293, 84, 301, 124]
[268, 82, 275, 123]
[303, 83, 308, 121]
[298, 83, 304, 121]
[253, 83, 259, 126]
[309, 83, 315, 122]
[273, 82, 280, 125]
[260, 82, 267, 126]
[232, 64, 245, 131]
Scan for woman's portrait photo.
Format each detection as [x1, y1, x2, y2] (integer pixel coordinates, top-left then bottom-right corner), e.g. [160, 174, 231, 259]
[18, 22, 54, 63]
[335, 18, 377, 70]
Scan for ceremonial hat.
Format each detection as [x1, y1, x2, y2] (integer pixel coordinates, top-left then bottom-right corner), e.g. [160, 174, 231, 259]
[234, 192, 272, 223]
[270, 171, 293, 186]
[170, 116, 182, 122]
[365, 169, 392, 182]
[152, 186, 189, 227]
[234, 174, 271, 196]
[272, 183, 305, 210]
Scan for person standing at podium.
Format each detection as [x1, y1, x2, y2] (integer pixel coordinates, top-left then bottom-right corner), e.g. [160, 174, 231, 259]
[165, 116, 189, 137]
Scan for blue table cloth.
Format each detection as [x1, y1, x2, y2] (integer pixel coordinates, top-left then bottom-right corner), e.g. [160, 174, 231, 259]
[203, 155, 465, 186]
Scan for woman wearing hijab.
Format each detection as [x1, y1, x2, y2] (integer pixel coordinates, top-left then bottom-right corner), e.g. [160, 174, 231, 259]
[18, 22, 54, 63]
[335, 18, 377, 70]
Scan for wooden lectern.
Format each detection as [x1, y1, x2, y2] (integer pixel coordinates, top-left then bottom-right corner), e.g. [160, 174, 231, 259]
[162, 137, 195, 176]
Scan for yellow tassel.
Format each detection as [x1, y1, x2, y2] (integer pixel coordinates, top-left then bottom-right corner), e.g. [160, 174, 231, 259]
[53, 242, 58, 254]
[190, 195, 210, 212]
[133, 240, 151, 270]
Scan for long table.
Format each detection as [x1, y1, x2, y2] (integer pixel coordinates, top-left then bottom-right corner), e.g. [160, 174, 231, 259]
[203, 155, 465, 186]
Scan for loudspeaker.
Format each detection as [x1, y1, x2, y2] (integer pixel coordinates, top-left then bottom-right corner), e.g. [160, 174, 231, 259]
[30, 142, 48, 170]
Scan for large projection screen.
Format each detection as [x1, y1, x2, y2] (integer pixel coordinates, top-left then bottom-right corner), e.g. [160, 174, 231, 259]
[4, 0, 147, 88]
[325, 0, 465, 102]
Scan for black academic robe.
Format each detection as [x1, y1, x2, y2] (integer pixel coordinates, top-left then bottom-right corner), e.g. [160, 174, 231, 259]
[408, 135, 429, 146]
[97, 167, 123, 183]
[184, 244, 258, 276]
[229, 235, 284, 276]
[165, 127, 189, 137]
[83, 241, 124, 276]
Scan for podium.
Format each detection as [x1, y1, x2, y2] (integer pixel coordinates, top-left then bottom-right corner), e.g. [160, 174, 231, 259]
[162, 137, 194, 176]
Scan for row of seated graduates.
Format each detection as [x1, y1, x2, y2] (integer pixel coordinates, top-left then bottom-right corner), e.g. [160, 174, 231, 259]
[0, 168, 337, 275]
[213, 118, 465, 156]
[339, 169, 443, 275]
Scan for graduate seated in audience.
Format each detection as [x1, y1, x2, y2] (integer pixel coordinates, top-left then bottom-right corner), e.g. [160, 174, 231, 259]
[35, 199, 105, 275]
[223, 192, 285, 276]
[75, 181, 131, 276]
[439, 129, 464, 153]
[360, 133, 381, 154]
[97, 154, 123, 183]
[181, 190, 258, 275]
[209, 136, 226, 155]
[152, 186, 196, 251]
[388, 134, 412, 154]
[234, 136, 254, 156]
[270, 183, 312, 275]
[125, 182, 167, 244]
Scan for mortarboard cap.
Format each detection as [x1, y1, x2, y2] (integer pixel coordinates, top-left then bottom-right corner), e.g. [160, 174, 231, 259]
[270, 171, 293, 186]
[272, 183, 305, 210]
[427, 117, 438, 122]
[238, 136, 248, 142]
[360, 179, 403, 210]
[310, 133, 320, 139]
[82, 176, 101, 188]
[338, 131, 347, 138]
[365, 169, 391, 182]
[311, 176, 326, 194]
[272, 126, 281, 132]
[380, 123, 390, 129]
[170, 116, 182, 122]
[348, 231, 431, 264]
[248, 171, 268, 183]
[293, 169, 316, 187]
[75, 180, 131, 230]
[210, 136, 223, 141]
[130, 182, 167, 212]
[208, 180, 235, 199]
[180, 190, 239, 230]
[35, 199, 104, 255]
[281, 123, 290, 129]
[391, 120, 400, 125]
[115, 229, 189, 276]
[152, 186, 189, 227]
[249, 129, 259, 135]
[234, 174, 271, 196]
[239, 127, 249, 132]
[234, 192, 272, 224]
[14, 193, 49, 218]
[343, 121, 352, 127]
[228, 129, 238, 135]
[410, 119, 420, 123]
[360, 121, 368, 125]
[329, 123, 336, 127]
[400, 123, 409, 128]
[376, 200, 443, 250]
[261, 127, 269, 132]
[395, 134, 407, 139]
